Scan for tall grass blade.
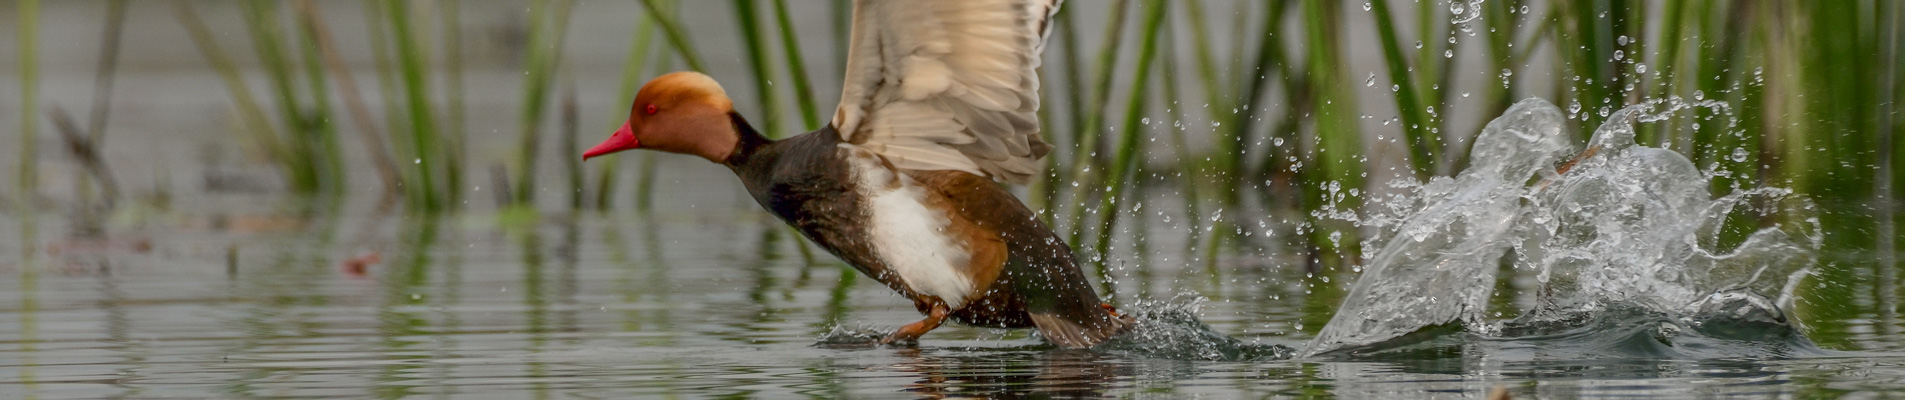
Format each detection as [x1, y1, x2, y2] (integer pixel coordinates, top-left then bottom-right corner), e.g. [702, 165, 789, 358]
[85, 0, 127, 144]
[240, 1, 321, 195]
[294, 0, 403, 201]
[1300, 0, 1364, 268]
[76, 0, 127, 208]
[383, 0, 446, 212]
[1158, 24, 1204, 254]
[595, 2, 665, 211]
[173, 1, 288, 189]
[639, 0, 707, 72]
[1235, 0, 1294, 193]
[16, 0, 39, 196]
[293, 4, 346, 198]
[442, 0, 467, 207]
[1034, 6, 1085, 214]
[1062, 0, 1131, 237]
[1086, 0, 1169, 293]
[363, 0, 422, 205]
[771, 0, 821, 130]
[732, 0, 785, 137]
[563, 87, 583, 210]
[512, 0, 578, 207]
[1369, 0, 1439, 181]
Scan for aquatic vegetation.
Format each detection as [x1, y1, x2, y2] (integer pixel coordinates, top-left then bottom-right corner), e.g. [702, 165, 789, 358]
[15, 0, 40, 197]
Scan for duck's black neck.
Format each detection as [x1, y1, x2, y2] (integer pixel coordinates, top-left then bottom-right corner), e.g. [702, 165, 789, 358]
[723, 112, 772, 166]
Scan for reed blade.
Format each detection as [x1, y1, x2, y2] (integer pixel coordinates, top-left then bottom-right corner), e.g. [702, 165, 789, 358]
[1087, 0, 1169, 293]
[16, 0, 38, 195]
[1369, 0, 1439, 181]
[732, 0, 785, 137]
[771, 0, 822, 130]
[295, 0, 404, 201]
[639, 0, 707, 72]
[512, 0, 577, 207]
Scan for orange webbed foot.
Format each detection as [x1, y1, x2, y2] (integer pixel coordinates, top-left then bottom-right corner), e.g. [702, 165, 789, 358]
[879, 302, 950, 346]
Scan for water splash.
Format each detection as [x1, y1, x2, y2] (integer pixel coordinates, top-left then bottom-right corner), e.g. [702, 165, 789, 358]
[1092, 296, 1294, 361]
[813, 297, 1295, 361]
[1304, 98, 1821, 358]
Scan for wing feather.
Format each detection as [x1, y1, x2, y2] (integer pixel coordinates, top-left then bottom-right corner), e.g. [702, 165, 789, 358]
[832, 0, 1062, 184]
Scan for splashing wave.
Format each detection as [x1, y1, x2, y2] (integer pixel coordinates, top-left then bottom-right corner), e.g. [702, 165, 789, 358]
[1305, 98, 1822, 359]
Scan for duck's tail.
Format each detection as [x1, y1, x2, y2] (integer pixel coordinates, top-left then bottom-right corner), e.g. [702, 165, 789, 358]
[1029, 302, 1135, 348]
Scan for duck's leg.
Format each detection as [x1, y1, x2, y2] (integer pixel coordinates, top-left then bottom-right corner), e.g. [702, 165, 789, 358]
[880, 302, 950, 345]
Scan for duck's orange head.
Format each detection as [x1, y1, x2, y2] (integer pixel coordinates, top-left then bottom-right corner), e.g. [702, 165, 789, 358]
[583, 72, 738, 163]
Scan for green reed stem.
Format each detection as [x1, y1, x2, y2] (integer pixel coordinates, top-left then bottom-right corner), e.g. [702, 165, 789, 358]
[1693, 2, 1745, 165]
[383, 0, 444, 212]
[1061, 0, 1131, 235]
[595, 2, 664, 210]
[71, 0, 127, 209]
[85, 0, 126, 145]
[1300, 0, 1363, 267]
[1477, 0, 1520, 136]
[240, 1, 321, 194]
[1637, 0, 1685, 148]
[639, 0, 706, 72]
[295, 0, 403, 199]
[1160, 15, 1205, 251]
[1370, 0, 1438, 181]
[1567, 0, 1613, 133]
[1181, 0, 1225, 107]
[513, 0, 577, 206]
[16, 0, 38, 195]
[1239, 0, 1294, 187]
[173, 1, 286, 182]
[1035, 6, 1085, 214]
[1087, 0, 1168, 285]
[443, 0, 467, 207]
[832, 0, 850, 78]
[363, 0, 418, 202]
[294, 7, 345, 197]
[563, 89, 583, 210]
[1226, 0, 1253, 89]
[771, 0, 821, 130]
[732, 0, 784, 137]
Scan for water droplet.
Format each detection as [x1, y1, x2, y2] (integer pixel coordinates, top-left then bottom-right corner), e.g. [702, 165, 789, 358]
[413, 158, 421, 164]
[1461, 92, 1471, 98]
[1140, 117, 1151, 125]
[1414, 40, 1424, 49]
[1613, 50, 1625, 60]
[1362, 2, 1372, 11]
[1617, 35, 1630, 46]
[1366, 73, 1377, 87]
[1636, 63, 1648, 74]
[1730, 147, 1749, 162]
[1444, 50, 1454, 58]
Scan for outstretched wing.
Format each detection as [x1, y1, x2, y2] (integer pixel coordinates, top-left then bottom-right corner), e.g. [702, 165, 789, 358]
[831, 0, 1061, 184]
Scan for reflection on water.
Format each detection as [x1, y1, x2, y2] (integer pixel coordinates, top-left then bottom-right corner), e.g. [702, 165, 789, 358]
[4, 180, 1904, 398]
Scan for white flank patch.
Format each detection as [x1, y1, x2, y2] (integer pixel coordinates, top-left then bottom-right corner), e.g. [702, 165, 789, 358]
[844, 145, 975, 309]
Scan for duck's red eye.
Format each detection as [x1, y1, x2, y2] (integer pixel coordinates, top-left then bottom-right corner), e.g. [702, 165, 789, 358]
[644, 104, 659, 115]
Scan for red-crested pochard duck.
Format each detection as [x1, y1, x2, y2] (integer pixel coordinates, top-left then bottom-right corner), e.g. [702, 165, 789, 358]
[582, 0, 1131, 347]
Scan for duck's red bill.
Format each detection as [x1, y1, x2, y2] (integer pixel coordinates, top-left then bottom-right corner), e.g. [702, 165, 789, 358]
[583, 121, 639, 160]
